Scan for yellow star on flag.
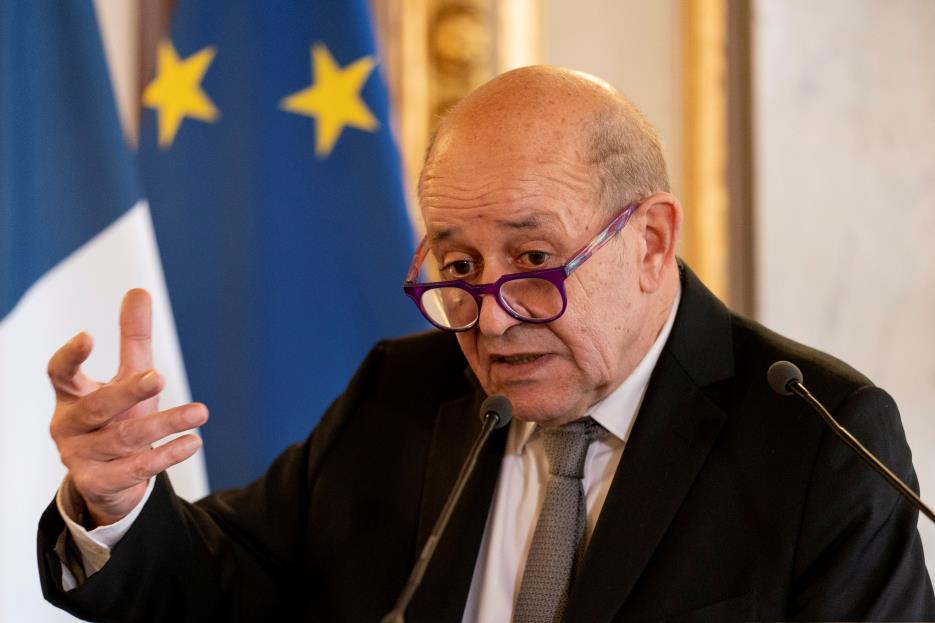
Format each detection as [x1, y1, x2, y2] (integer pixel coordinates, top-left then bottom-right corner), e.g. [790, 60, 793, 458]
[280, 43, 379, 157]
[143, 40, 220, 149]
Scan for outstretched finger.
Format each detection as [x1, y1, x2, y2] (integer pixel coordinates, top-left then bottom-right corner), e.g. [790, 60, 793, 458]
[48, 332, 98, 398]
[118, 289, 153, 379]
[58, 370, 165, 435]
[91, 434, 203, 494]
[83, 402, 208, 460]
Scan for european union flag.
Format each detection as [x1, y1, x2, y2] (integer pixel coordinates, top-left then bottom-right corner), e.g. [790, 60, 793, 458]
[139, 1, 423, 489]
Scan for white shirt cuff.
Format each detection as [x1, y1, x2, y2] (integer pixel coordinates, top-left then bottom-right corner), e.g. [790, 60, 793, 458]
[55, 476, 155, 591]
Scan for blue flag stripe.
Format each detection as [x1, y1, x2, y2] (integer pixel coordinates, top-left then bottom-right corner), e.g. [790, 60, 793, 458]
[0, 1, 140, 319]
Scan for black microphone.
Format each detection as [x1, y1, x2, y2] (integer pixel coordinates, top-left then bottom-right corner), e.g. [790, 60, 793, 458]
[381, 394, 513, 623]
[767, 360, 935, 524]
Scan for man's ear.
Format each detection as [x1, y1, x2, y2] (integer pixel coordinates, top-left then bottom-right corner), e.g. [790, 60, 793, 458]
[635, 192, 681, 293]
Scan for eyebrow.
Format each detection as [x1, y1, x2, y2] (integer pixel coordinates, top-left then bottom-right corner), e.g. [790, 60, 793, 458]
[429, 214, 552, 242]
[500, 215, 544, 230]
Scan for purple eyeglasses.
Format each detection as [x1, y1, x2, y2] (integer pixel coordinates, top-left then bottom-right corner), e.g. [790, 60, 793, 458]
[402, 202, 639, 332]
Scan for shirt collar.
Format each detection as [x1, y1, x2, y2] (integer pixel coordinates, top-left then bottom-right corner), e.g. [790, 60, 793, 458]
[512, 284, 682, 452]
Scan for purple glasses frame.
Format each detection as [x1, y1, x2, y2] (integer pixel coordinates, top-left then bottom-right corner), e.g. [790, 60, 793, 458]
[402, 201, 640, 332]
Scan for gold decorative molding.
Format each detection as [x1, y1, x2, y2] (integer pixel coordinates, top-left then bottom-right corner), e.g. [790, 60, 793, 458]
[371, 0, 540, 235]
[370, 0, 430, 234]
[681, 0, 729, 301]
[428, 1, 494, 133]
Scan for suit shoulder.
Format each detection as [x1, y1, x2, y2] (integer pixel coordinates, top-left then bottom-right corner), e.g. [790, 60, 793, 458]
[347, 330, 471, 403]
[371, 330, 467, 381]
[729, 313, 873, 407]
[375, 329, 465, 366]
[307, 330, 471, 473]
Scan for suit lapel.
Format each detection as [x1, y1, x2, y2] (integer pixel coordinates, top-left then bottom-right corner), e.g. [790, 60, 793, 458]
[407, 389, 509, 623]
[564, 263, 735, 622]
[563, 351, 728, 621]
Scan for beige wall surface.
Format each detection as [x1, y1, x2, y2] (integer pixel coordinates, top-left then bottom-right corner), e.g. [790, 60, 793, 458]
[542, 0, 683, 200]
[753, 0, 935, 573]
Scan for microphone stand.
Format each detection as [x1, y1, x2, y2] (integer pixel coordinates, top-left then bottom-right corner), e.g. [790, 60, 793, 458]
[380, 411, 504, 623]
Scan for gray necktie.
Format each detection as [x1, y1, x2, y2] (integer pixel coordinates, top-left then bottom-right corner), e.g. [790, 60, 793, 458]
[513, 417, 605, 623]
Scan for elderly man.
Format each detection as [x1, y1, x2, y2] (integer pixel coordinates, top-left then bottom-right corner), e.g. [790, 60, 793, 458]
[39, 67, 933, 621]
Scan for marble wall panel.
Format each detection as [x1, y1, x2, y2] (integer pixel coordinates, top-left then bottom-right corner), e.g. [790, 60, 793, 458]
[753, 0, 935, 573]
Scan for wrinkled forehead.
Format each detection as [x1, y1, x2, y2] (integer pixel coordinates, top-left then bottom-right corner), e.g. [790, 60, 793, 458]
[418, 162, 600, 252]
[419, 136, 599, 233]
[425, 209, 570, 245]
[416, 83, 607, 246]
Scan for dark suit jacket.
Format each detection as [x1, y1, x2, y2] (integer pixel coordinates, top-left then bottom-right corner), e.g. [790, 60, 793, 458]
[38, 264, 935, 622]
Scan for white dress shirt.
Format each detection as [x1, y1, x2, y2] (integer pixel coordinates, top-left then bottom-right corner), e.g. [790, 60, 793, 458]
[461, 288, 680, 622]
[58, 288, 681, 609]
[56, 475, 155, 590]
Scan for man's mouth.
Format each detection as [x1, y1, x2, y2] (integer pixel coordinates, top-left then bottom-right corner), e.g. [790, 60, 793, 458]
[493, 353, 546, 365]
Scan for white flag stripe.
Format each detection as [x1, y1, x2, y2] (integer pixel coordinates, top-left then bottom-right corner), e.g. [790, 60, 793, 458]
[0, 199, 208, 622]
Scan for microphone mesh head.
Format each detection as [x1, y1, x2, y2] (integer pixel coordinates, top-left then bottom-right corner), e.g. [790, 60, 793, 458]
[767, 361, 804, 396]
[480, 394, 513, 429]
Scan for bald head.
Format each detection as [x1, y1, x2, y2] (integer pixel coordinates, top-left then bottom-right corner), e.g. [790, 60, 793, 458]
[422, 65, 670, 213]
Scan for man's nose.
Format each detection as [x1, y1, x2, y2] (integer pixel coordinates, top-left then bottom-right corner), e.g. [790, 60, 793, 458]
[476, 293, 521, 337]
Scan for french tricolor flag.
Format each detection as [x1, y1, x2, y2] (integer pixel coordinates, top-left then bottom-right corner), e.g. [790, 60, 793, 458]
[0, 4, 207, 620]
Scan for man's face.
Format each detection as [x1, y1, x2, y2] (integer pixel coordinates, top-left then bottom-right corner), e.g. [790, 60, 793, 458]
[419, 131, 654, 427]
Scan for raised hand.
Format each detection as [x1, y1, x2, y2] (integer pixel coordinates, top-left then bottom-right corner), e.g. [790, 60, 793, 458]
[48, 289, 207, 527]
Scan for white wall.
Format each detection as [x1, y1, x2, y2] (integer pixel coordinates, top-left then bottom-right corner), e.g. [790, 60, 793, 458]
[753, 0, 935, 573]
[542, 0, 683, 198]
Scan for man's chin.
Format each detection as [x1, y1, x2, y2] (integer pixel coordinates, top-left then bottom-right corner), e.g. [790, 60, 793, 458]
[474, 365, 588, 425]
[496, 392, 585, 428]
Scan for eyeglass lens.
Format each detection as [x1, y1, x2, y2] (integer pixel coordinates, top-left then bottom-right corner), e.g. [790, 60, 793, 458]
[421, 277, 564, 330]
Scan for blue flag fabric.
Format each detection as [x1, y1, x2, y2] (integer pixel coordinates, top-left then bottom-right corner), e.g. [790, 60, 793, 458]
[0, 2, 139, 316]
[140, 1, 424, 489]
[0, 4, 135, 621]
[1, 2, 208, 620]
